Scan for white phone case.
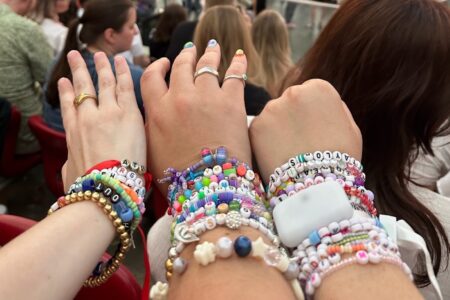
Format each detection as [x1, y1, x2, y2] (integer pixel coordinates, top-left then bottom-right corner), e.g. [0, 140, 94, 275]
[273, 181, 354, 248]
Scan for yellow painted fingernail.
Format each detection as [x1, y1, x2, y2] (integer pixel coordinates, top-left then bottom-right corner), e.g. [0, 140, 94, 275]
[235, 49, 244, 56]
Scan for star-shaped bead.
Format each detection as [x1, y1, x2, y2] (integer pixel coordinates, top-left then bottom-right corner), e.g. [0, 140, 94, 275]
[251, 237, 269, 259]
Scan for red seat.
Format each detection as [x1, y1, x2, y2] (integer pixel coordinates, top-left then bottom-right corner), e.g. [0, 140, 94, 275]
[0, 214, 142, 300]
[0, 107, 41, 177]
[28, 115, 67, 196]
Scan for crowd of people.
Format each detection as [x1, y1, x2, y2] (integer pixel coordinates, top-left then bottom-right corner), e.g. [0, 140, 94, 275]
[1, 0, 450, 299]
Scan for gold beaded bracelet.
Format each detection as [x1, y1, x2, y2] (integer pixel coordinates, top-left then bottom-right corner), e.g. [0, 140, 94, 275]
[48, 190, 132, 287]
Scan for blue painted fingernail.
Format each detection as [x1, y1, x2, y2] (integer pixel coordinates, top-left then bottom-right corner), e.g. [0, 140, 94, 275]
[184, 41, 194, 48]
[207, 39, 217, 47]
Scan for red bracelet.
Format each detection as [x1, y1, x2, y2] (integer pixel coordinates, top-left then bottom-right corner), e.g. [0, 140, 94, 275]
[84, 160, 121, 175]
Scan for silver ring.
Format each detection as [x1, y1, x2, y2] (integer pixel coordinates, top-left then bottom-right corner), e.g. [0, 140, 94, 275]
[194, 66, 219, 81]
[223, 73, 248, 86]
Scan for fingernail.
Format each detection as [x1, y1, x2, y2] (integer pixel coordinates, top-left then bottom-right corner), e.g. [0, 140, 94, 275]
[207, 39, 217, 47]
[235, 49, 244, 56]
[184, 41, 194, 48]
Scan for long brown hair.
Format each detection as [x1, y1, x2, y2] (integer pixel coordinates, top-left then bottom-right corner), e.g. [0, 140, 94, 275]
[153, 4, 187, 43]
[252, 9, 293, 97]
[46, 0, 134, 107]
[283, 0, 450, 285]
[194, 5, 264, 86]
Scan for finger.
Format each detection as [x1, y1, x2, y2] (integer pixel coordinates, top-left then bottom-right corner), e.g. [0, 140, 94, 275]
[222, 49, 247, 100]
[67, 50, 97, 112]
[169, 41, 197, 92]
[141, 57, 170, 110]
[58, 77, 76, 131]
[94, 52, 117, 109]
[115, 55, 138, 109]
[194, 39, 221, 88]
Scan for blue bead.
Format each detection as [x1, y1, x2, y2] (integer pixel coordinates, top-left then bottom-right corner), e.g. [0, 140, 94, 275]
[184, 190, 192, 198]
[198, 199, 206, 208]
[309, 230, 321, 246]
[113, 201, 132, 222]
[195, 181, 203, 191]
[234, 236, 252, 257]
[211, 194, 218, 204]
[203, 155, 213, 166]
[82, 179, 95, 191]
[189, 204, 196, 212]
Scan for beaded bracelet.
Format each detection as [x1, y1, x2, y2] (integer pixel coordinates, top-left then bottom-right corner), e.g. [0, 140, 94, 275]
[266, 151, 377, 216]
[66, 173, 144, 231]
[48, 191, 132, 287]
[152, 236, 304, 300]
[304, 253, 411, 296]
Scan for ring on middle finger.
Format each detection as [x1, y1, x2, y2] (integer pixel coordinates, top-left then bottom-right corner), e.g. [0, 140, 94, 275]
[194, 66, 219, 82]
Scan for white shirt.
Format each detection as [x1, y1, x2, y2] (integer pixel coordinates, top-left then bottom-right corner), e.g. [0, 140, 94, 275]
[40, 18, 68, 57]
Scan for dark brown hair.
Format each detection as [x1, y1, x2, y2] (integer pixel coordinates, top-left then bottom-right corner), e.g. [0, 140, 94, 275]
[283, 0, 450, 285]
[153, 4, 187, 43]
[46, 0, 134, 107]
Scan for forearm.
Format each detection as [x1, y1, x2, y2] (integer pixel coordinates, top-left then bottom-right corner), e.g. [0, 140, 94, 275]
[0, 201, 114, 300]
[317, 256, 423, 299]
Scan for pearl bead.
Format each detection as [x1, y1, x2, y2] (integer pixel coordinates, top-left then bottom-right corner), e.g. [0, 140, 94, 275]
[173, 257, 187, 274]
[216, 236, 233, 258]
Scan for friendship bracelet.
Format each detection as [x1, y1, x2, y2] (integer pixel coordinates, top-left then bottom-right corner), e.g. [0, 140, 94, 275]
[48, 191, 132, 287]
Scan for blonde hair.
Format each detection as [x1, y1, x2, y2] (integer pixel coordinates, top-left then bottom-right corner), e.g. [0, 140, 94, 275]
[252, 9, 293, 97]
[194, 5, 264, 86]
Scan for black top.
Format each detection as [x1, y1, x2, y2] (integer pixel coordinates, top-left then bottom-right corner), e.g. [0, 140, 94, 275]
[244, 84, 271, 116]
[165, 20, 198, 64]
[149, 39, 170, 61]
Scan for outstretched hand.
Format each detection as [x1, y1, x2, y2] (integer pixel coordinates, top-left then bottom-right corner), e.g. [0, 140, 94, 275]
[142, 42, 252, 191]
[58, 51, 146, 190]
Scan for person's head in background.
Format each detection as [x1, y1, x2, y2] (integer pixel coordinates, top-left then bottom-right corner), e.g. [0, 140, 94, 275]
[54, 0, 69, 14]
[202, 0, 235, 11]
[1, 0, 37, 15]
[153, 3, 187, 43]
[27, 0, 58, 23]
[251, 9, 292, 97]
[194, 5, 263, 86]
[46, 0, 136, 107]
[282, 0, 450, 285]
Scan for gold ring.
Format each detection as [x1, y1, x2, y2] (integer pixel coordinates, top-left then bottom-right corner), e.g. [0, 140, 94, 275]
[73, 93, 98, 108]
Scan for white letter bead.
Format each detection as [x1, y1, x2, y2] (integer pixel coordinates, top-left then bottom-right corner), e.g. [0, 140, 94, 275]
[313, 151, 323, 160]
[213, 165, 222, 175]
[245, 170, 255, 181]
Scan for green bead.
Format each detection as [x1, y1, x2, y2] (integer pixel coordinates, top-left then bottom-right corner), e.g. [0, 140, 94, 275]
[198, 191, 205, 199]
[202, 177, 210, 187]
[178, 195, 186, 204]
[298, 154, 305, 163]
[224, 168, 236, 176]
[116, 186, 124, 193]
[229, 200, 240, 211]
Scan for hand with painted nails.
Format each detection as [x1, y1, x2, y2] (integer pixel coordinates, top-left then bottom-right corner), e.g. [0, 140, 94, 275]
[142, 40, 252, 190]
[249, 79, 362, 183]
[58, 51, 146, 190]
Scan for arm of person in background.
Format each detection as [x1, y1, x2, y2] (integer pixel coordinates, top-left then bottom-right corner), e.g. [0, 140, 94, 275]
[131, 25, 150, 68]
[0, 51, 146, 300]
[20, 23, 53, 84]
[250, 80, 423, 300]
